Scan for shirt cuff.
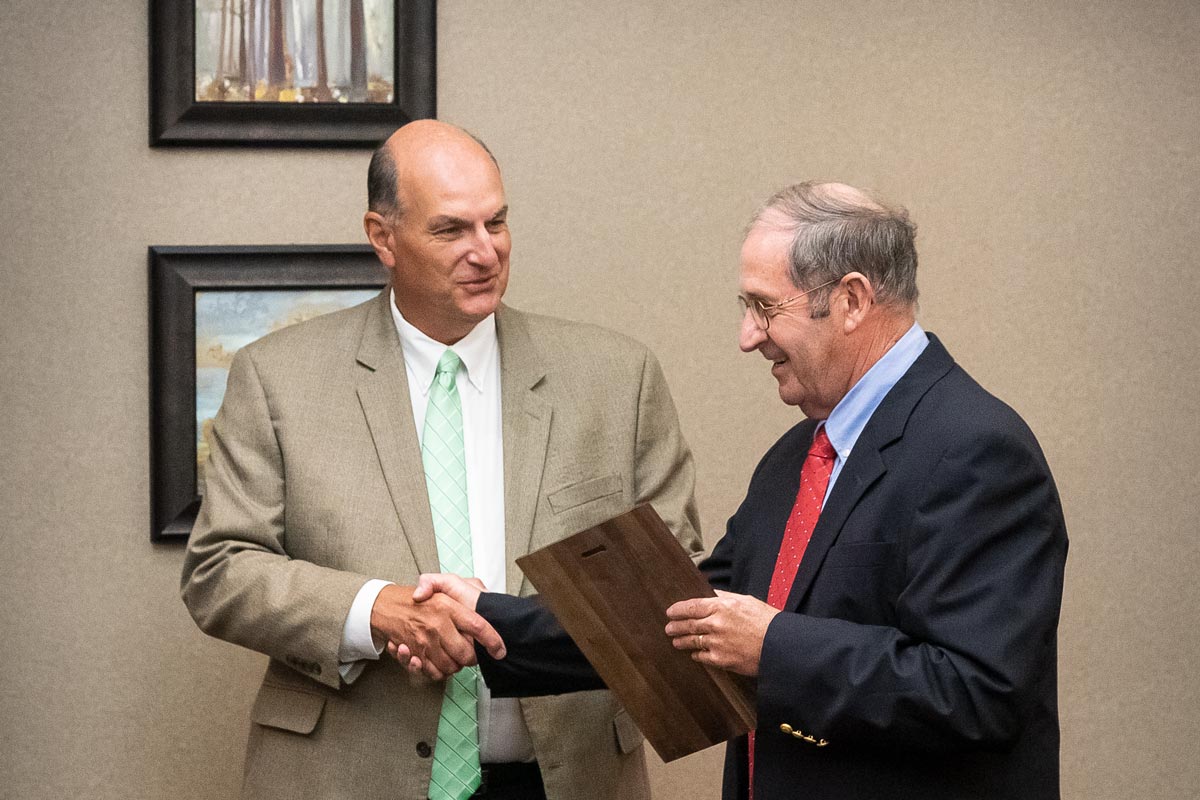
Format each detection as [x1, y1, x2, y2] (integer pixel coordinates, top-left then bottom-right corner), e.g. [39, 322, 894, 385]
[338, 578, 392, 682]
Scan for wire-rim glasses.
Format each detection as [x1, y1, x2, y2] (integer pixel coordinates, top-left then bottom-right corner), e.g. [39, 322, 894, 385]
[737, 277, 841, 331]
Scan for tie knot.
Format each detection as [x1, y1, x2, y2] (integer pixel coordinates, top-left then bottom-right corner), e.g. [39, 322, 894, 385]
[809, 427, 836, 461]
[435, 350, 462, 388]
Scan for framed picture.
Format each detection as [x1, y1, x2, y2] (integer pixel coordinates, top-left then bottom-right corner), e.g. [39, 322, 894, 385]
[150, 0, 435, 146]
[149, 245, 388, 541]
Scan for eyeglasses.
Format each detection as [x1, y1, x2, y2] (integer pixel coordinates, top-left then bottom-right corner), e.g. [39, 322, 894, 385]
[737, 277, 841, 331]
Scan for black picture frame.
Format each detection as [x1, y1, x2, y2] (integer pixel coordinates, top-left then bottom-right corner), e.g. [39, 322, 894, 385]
[149, 245, 388, 541]
[149, 0, 436, 146]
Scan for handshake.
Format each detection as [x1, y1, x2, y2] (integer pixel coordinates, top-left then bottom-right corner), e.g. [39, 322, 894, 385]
[368, 574, 779, 681]
[368, 574, 500, 681]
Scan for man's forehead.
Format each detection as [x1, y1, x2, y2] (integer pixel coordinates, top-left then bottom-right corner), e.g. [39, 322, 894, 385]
[739, 225, 794, 294]
[742, 222, 793, 264]
[397, 151, 505, 213]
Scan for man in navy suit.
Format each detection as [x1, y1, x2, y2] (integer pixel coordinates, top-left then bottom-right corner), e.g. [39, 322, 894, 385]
[403, 181, 1069, 800]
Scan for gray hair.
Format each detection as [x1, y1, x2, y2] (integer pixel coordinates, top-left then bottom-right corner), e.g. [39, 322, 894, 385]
[749, 181, 919, 316]
[366, 126, 499, 220]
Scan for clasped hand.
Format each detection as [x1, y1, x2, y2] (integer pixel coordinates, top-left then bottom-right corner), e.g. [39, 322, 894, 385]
[371, 578, 503, 681]
[385, 572, 779, 680]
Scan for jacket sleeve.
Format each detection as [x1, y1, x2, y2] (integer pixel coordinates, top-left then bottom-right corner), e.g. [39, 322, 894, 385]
[633, 349, 704, 561]
[756, 427, 1068, 751]
[475, 593, 605, 696]
[180, 347, 370, 690]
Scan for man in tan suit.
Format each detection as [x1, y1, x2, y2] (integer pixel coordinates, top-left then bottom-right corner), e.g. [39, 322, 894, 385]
[181, 121, 702, 800]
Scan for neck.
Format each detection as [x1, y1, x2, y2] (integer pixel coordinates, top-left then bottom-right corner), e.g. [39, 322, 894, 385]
[843, 309, 915, 393]
[392, 296, 471, 345]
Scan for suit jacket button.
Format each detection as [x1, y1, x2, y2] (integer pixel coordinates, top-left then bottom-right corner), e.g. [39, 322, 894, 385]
[416, 741, 433, 758]
[779, 724, 793, 735]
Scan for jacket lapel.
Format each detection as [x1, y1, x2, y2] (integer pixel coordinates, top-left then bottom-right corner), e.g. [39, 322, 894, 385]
[745, 423, 812, 602]
[784, 333, 956, 610]
[495, 307, 552, 594]
[354, 291, 441, 575]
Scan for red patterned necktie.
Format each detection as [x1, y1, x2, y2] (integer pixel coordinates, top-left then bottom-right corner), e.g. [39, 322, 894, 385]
[748, 426, 836, 800]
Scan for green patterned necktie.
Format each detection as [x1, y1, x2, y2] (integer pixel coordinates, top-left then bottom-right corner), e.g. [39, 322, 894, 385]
[422, 350, 482, 800]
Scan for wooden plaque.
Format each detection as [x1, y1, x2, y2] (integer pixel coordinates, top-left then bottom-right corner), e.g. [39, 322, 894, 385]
[516, 505, 756, 762]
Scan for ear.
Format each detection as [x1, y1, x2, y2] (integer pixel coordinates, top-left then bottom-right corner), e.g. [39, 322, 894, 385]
[838, 272, 875, 334]
[363, 211, 397, 269]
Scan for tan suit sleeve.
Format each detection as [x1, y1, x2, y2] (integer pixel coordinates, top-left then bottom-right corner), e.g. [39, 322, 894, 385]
[180, 347, 370, 690]
[633, 349, 703, 560]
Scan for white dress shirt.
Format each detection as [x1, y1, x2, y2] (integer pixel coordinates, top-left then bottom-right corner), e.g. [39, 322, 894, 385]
[336, 292, 533, 763]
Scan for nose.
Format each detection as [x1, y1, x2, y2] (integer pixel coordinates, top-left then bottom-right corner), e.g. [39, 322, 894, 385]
[739, 310, 767, 353]
[467, 224, 501, 268]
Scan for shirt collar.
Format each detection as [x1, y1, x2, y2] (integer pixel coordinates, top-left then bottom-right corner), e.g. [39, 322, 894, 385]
[389, 289, 499, 397]
[822, 321, 928, 459]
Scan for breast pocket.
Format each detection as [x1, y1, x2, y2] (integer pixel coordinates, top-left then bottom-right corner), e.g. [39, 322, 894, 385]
[546, 474, 623, 514]
[810, 542, 897, 623]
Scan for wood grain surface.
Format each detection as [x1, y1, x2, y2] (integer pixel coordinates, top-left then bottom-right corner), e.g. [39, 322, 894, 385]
[517, 504, 756, 762]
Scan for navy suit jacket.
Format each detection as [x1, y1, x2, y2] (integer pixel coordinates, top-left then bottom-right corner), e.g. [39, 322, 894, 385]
[479, 334, 1068, 800]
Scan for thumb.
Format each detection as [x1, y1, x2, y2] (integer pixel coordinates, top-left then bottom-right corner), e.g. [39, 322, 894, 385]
[412, 573, 443, 602]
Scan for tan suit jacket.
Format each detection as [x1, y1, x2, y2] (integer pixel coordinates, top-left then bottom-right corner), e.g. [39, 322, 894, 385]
[181, 291, 702, 799]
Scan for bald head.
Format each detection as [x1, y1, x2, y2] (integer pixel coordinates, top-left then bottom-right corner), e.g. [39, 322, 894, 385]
[748, 180, 918, 314]
[368, 121, 498, 219]
[362, 120, 511, 344]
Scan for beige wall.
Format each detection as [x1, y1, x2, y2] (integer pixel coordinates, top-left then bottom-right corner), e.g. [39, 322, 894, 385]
[2, 1, 1197, 798]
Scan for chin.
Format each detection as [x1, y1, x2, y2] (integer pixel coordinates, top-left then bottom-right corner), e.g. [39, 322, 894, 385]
[457, 293, 502, 320]
[775, 383, 804, 408]
[776, 382, 819, 416]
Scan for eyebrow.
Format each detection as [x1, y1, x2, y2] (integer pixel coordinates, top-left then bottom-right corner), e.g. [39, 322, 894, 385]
[427, 205, 509, 231]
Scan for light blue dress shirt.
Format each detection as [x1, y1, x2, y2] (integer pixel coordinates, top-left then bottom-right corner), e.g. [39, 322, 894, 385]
[820, 322, 929, 504]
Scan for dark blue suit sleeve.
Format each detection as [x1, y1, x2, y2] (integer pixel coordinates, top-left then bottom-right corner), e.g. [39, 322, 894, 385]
[474, 593, 605, 696]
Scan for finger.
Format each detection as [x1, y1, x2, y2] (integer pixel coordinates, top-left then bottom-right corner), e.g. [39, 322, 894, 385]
[666, 597, 719, 620]
[420, 658, 444, 681]
[388, 641, 414, 666]
[439, 629, 480, 668]
[449, 607, 507, 659]
[422, 645, 462, 679]
[664, 619, 701, 637]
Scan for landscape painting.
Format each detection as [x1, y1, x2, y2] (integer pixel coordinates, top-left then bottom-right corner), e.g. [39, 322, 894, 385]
[194, 288, 378, 491]
[195, 0, 395, 103]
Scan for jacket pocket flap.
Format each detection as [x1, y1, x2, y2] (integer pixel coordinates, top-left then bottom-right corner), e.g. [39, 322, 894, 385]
[612, 707, 644, 754]
[250, 682, 327, 735]
[547, 474, 622, 514]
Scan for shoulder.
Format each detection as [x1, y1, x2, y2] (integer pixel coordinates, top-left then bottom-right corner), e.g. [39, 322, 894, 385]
[900, 361, 1053, 484]
[500, 306, 654, 369]
[922, 363, 1039, 445]
[235, 293, 377, 374]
